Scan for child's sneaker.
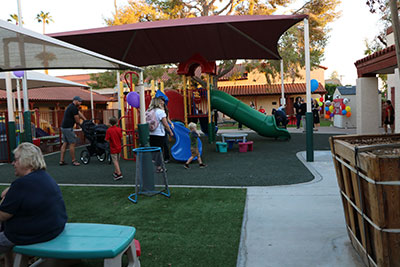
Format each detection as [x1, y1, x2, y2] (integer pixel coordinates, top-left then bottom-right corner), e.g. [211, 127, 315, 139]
[184, 163, 190, 169]
[113, 173, 123, 181]
[199, 163, 207, 168]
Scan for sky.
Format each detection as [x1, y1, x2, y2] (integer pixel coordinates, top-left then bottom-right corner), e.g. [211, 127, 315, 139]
[1, 0, 384, 85]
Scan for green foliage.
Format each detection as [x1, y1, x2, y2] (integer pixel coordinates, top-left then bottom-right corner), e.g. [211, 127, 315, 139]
[89, 71, 118, 89]
[324, 83, 338, 101]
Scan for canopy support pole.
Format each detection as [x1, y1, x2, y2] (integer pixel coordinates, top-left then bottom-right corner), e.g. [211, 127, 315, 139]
[280, 59, 285, 106]
[304, 18, 313, 162]
[6, 72, 16, 160]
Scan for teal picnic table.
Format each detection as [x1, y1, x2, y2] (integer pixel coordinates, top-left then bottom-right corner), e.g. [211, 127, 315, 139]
[13, 223, 140, 267]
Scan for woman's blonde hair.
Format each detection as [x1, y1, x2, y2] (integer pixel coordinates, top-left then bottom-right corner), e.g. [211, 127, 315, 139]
[13, 142, 46, 171]
[148, 97, 164, 110]
[188, 122, 197, 130]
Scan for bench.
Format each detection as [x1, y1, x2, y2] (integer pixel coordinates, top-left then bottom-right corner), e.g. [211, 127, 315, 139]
[38, 135, 60, 153]
[13, 223, 140, 267]
[238, 141, 254, 153]
[215, 142, 227, 153]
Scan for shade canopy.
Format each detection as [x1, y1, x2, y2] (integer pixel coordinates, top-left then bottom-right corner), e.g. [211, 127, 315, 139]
[0, 70, 89, 89]
[50, 15, 308, 67]
[0, 19, 142, 72]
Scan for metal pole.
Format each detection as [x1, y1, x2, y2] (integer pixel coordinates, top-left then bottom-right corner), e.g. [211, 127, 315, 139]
[90, 87, 94, 119]
[116, 71, 121, 118]
[6, 72, 16, 159]
[280, 59, 285, 106]
[17, 0, 32, 143]
[304, 18, 313, 162]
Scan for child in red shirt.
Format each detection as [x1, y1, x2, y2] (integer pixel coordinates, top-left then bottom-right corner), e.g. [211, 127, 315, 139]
[105, 117, 123, 180]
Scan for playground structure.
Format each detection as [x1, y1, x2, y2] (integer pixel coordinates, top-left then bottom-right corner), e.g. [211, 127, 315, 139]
[118, 53, 291, 163]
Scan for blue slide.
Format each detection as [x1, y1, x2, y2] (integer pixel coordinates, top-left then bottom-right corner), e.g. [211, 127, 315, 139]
[170, 122, 202, 162]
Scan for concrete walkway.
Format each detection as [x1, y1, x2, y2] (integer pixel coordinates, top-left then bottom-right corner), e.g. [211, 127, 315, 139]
[236, 150, 365, 267]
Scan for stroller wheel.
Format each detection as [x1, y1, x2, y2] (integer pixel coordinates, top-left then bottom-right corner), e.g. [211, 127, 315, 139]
[80, 150, 90, 165]
[107, 153, 112, 165]
[97, 152, 106, 162]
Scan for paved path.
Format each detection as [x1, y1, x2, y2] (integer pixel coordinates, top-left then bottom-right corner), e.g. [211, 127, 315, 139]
[236, 150, 365, 267]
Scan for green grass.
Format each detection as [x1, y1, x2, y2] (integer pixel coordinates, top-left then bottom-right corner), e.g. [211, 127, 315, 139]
[0, 185, 246, 266]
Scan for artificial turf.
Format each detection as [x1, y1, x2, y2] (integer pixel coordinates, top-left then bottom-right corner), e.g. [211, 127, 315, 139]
[0, 185, 246, 267]
[0, 132, 335, 186]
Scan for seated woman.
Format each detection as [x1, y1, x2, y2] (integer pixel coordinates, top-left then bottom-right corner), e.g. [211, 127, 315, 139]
[0, 142, 67, 266]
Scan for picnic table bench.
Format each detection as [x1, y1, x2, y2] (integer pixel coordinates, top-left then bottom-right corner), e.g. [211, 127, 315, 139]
[13, 223, 140, 267]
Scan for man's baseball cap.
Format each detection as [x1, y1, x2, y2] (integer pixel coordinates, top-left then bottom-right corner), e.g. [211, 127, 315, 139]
[73, 96, 83, 102]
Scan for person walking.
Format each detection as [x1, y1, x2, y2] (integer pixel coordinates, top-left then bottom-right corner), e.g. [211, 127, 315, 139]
[184, 122, 207, 169]
[59, 96, 86, 166]
[384, 100, 395, 134]
[147, 97, 174, 172]
[105, 117, 123, 180]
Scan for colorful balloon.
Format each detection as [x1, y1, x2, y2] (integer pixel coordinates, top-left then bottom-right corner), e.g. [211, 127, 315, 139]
[325, 100, 331, 106]
[342, 110, 347, 115]
[343, 98, 349, 104]
[326, 111, 331, 115]
[13, 71, 24, 78]
[345, 106, 351, 112]
[330, 113, 334, 117]
[319, 97, 324, 102]
[325, 114, 330, 119]
[126, 91, 140, 108]
[318, 102, 323, 107]
[325, 106, 329, 111]
[329, 105, 334, 112]
[311, 79, 319, 92]
[346, 112, 352, 117]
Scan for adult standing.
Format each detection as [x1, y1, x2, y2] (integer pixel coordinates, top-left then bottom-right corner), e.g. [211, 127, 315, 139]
[293, 97, 302, 129]
[59, 96, 87, 166]
[384, 100, 395, 134]
[0, 143, 67, 266]
[147, 97, 174, 171]
[312, 99, 320, 131]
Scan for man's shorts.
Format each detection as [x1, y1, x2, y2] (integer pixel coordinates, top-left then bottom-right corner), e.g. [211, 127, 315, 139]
[384, 116, 395, 125]
[61, 128, 77, 144]
[0, 231, 14, 254]
[191, 147, 200, 157]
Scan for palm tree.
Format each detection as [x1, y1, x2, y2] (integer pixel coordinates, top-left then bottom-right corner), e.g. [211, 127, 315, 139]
[7, 14, 20, 25]
[35, 11, 54, 74]
[35, 11, 53, 34]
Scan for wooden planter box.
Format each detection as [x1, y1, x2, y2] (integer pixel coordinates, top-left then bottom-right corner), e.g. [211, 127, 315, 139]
[330, 134, 400, 267]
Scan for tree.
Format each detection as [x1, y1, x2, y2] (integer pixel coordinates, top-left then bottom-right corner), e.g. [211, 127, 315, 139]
[7, 14, 20, 25]
[35, 11, 53, 34]
[89, 71, 119, 89]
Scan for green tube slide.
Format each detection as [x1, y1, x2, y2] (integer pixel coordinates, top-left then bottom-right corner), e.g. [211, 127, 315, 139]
[210, 90, 290, 140]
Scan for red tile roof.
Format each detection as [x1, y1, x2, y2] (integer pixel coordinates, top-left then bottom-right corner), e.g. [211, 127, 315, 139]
[218, 82, 326, 96]
[0, 87, 110, 103]
[57, 74, 93, 85]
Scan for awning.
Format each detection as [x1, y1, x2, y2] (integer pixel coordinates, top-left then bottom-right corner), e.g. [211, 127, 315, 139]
[0, 70, 89, 89]
[50, 15, 308, 67]
[0, 19, 143, 72]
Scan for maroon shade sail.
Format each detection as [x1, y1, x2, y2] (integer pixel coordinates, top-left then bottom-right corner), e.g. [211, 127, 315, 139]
[50, 15, 307, 67]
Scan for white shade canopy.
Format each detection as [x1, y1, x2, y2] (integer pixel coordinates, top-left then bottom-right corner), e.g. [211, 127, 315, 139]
[0, 70, 89, 89]
[0, 19, 142, 72]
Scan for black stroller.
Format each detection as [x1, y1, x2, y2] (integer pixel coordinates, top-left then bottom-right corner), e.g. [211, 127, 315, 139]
[80, 120, 111, 165]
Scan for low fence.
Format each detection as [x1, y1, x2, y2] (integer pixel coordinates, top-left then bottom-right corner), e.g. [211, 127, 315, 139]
[0, 109, 121, 163]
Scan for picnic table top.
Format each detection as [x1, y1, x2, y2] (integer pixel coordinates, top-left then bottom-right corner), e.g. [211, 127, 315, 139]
[13, 223, 136, 259]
